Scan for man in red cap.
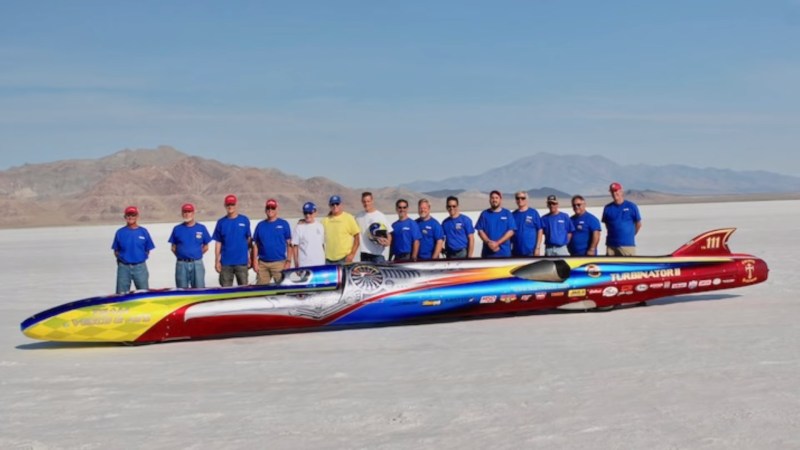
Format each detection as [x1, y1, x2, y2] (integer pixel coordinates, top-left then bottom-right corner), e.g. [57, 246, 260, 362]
[212, 194, 252, 286]
[252, 198, 292, 284]
[602, 182, 642, 256]
[168, 203, 212, 288]
[111, 206, 155, 294]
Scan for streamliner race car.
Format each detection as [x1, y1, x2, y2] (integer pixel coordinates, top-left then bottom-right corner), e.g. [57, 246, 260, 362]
[21, 228, 767, 344]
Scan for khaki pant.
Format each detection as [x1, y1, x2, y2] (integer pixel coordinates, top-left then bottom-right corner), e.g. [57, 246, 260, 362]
[257, 260, 286, 284]
[606, 246, 636, 256]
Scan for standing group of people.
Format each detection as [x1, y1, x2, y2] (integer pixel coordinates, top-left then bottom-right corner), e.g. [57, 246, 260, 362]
[111, 182, 642, 293]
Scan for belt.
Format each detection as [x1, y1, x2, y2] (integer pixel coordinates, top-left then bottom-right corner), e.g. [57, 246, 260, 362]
[118, 260, 144, 266]
[178, 258, 200, 262]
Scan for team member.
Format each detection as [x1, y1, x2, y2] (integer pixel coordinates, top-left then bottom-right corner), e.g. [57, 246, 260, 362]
[416, 198, 444, 260]
[541, 195, 575, 256]
[602, 182, 642, 256]
[168, 203, 211, 288]
[389, 198, 422, 261]
[355, 191, 390, 262]
[476, 190, 516, 258]
[212, 194, 252, 286]
[112, 206, 155, 294]
[292, 202, 325, 267]
[441, 196, 474, 258]
[511, 191, 543, 257]
[252, 199, 292, 284]
[568, 195, 601, 256]
[321, 195, 360, 264]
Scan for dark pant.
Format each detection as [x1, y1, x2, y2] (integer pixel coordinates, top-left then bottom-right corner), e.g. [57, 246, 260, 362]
[445, 248, 468, 259]
[220, 264, 249, 287]
[360, 252, 386, 263]
[392, 252, 411, 261]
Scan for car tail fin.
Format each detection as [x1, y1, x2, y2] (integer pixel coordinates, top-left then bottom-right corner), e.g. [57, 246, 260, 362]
[670, 228, 736, 257]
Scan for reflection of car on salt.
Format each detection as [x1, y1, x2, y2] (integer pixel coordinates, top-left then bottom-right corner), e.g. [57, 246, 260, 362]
[21, 228, 768, 344]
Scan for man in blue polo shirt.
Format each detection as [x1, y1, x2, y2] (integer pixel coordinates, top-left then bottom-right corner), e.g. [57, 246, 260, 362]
[389, 198, 422, 261]
[541, 195, 575, 256]
[511, 190, 543, 257]
[168, 203, 212, 288]
[416, 198, 444, 260]
[252, 198, 292, 284]
[568, 195, 601, 256]
[442, 196, 474, 259]
[476, 190, 516, 258]
[212, 194, 252, 286]
[602, 182, 642, 256]
[112, 206, 155, 294]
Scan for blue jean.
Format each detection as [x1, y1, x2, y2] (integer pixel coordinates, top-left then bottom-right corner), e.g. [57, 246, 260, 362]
[175, 260, 206, 288]
[445, 248, 468, 259]
[545, 246, 570, 256]
[116, 262, 149, 294]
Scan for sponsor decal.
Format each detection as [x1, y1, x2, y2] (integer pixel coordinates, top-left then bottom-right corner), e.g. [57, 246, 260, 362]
[649, 282, 664, 289]
[635, 284, 648, 292]
[568, 289, 586, 298]
[698, 279, 712, 287]
[551, 292, 565, 297]
[663, 281, 671, 288]
[500, 294, 517, 303]
[712, 278, 721, 286]
[671, 282, 688, 289]
[535, 293, 547, 300]
[722, 278, 735, 284]
[588, 288, 603, 295]
[480, 296, 497, 304]
[586, 264, 601, 278]
[688, 280, 698, 289]
[617, 291, 634, 296]
[602, 286, 618, 297]
[520, 294, 532, 301]
[611, 268, 681, 282]
[422, 300, 441, 307]
[621, 285, 634, 292]
[742, 259, 758, 283]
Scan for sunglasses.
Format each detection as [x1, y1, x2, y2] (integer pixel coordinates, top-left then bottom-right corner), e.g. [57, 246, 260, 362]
[265, 207, 276, 211]
[303, 211, 314, 215]
[329, 202, 341, 207]
[446, 204, 458, 209]
[225, 203, 236, 207]
[572, 203, 584, 208]
[515, 196, 526, 200]
[397, 205, 408, 210]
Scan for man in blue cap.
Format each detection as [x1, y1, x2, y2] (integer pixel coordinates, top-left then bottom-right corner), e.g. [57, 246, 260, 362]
[321, 194, 360, 264]
[292, 201, 326, 267]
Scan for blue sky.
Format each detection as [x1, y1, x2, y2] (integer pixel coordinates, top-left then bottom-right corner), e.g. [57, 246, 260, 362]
[1, 0, 799, 187]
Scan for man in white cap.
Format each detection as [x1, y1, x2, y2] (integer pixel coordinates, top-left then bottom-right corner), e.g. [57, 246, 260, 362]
[292, 202, 326, 267]
[602, 182, 642, 256]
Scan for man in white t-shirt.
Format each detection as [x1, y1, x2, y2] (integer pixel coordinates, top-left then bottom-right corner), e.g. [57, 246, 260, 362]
[292, 202, 325, 267]
[355, 191, 390, 263]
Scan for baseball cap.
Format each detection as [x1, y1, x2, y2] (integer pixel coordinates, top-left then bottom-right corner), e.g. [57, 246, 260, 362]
[329, 195, 342, 205]
[302, 202, 317, 214]
[224, 194, 237, 205]
[609, 182, 623, 192]
[124, 206, 139, 216]
[547, 195, 558, 204]
[181, 203, 195, 213]
[265, 198, 278, 209]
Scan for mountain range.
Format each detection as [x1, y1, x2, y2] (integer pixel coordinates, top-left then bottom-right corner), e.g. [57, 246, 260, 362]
[1, 147, 798, 228]
[402, 153, 800, 195]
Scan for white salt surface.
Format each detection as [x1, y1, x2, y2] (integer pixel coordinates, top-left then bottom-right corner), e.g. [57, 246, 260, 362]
[1, 201, 798, 449]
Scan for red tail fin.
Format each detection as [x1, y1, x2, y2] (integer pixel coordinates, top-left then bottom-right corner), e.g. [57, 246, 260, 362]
[671, 228, 736, 257]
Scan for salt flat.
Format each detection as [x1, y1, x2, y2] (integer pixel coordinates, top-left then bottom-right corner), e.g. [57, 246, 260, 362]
[1, 200, 798, 449]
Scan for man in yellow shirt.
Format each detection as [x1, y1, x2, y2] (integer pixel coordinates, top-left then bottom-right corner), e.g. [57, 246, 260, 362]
[321, 195, 360, 264]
